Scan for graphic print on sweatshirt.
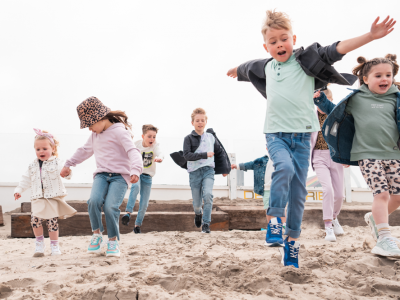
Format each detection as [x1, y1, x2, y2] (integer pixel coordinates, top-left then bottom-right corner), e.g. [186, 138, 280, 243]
[142, 152, 154, 168]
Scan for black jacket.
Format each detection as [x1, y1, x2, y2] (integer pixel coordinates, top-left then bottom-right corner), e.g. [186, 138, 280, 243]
[170, 128, 231, 175]
[237, 41, 358, 99]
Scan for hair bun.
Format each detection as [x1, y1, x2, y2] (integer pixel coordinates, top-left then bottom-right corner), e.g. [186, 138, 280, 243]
[357, 56, 367, 64]
[385, 54, 397, 63]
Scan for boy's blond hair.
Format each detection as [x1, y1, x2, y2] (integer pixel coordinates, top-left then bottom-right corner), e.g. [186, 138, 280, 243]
[142, 124, 158, 134]
[191, 108, 207, 122]
[261, 10, 292, 40]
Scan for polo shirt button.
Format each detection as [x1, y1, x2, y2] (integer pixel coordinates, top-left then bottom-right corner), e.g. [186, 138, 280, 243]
[277, 73, 280, 76]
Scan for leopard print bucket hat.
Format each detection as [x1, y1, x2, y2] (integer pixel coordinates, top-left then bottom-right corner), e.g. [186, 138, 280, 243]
[77, 97, 111, 129]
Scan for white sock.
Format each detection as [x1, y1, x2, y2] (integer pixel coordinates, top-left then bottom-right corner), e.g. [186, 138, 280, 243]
[377, 223, 391, 241]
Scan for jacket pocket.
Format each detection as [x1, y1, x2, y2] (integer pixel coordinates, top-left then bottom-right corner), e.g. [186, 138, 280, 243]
[47, 166, 58, 180]
[30, 169, 36, 180]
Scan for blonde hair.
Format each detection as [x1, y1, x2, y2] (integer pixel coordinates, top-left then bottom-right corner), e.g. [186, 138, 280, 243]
[353, 54, 400, 89]
[261, 10, 292, 40]
[324, 87, 333, 99]
[191, 108, 207, 122]
[34, 130, 60, 157]
[142, 124, 158, 134]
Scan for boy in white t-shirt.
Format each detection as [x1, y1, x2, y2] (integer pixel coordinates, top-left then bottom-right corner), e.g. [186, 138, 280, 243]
[122, 124, 164, 233]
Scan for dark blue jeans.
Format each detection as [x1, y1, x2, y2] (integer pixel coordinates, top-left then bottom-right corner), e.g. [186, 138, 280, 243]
[265, 133, 311, 239]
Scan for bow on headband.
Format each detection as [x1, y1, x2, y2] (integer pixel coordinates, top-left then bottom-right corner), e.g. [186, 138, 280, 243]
[33, 128, 55, 145]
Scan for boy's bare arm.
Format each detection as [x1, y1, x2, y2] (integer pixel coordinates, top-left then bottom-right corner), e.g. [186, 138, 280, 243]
[336, 16, 395, 55]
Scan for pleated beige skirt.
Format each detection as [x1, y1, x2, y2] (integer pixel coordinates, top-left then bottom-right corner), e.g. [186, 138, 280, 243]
[31, 194, 77, 220]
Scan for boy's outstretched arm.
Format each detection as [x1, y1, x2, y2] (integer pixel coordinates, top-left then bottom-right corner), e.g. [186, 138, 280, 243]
[336, 16, 395, 54]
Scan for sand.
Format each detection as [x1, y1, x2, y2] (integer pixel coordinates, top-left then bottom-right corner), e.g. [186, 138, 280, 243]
[2, 213, 400, 300]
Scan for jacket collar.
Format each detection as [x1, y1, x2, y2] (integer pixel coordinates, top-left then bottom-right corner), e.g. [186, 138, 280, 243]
[34, 156, 56, 164]
[191, 128, 215, 137]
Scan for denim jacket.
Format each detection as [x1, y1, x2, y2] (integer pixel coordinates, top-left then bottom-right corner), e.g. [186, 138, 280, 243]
[237, 42, 357, 99]
[314, 90, 400, 165]
[239, 155, 269, 196]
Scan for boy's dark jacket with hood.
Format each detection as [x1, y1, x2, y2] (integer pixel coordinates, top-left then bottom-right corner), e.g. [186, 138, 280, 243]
[314, 89, 400, 166]
[170, 128, 231, 175]
[237, 41, 358, 98]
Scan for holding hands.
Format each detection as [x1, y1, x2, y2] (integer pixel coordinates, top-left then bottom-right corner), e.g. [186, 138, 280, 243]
[60, 167, 71, 178]
[130, 175, 139, 184]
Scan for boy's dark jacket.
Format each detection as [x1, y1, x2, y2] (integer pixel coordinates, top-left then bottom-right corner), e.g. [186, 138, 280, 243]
[170, 128, 231, 175]
[237, 41, 358, 98]
[314, 89, 400, 165]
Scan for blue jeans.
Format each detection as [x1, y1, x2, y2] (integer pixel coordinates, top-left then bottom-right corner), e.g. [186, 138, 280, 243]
[265, 133, 311, 239]
[189, 166, 215, 225]
[126, 174, 153, 226]
[87, 173, 128, 240]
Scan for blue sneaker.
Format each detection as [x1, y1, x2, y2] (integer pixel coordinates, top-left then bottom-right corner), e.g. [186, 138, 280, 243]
[264, 217, 284, 247]
[87, 234, 103, 254]
[283, 237, 300, 268]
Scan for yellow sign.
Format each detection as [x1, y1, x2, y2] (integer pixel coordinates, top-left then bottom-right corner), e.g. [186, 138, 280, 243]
[243, 190, 323, 201]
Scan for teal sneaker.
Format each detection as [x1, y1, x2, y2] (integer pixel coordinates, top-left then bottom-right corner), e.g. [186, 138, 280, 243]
[364, 212, 378, 241]
[87, 234, 103, 254]
[372, 237, 400, 257]
[106, 240, 120, 257]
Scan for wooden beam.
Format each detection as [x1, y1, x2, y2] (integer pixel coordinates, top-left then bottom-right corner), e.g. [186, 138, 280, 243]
[0, 205, 3, 226]
[20, 202, 196, 213]
[11, 211, 229, 238]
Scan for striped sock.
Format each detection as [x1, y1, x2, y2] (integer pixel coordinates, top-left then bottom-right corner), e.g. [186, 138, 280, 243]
[377, 223, 391, 241]
[324, 221, 332, 228]
[36, 235, 44, 242]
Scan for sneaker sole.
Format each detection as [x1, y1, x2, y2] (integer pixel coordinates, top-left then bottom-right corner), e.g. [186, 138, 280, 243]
[325, 237, 337, 242]
[371, 246, 400, 257]
[51, 252, 62, 256]
[33, 252, 45, 257]
[264, 241, 284, 247]
[87, 248, 102, 254]
[106, 253, 121, 257]
[364, 213, 378, 241]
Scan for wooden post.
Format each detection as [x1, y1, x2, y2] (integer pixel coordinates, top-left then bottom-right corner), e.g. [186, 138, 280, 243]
[0, 205, 3, 226]
[344, 167, 352, 203]
[228, 153, 237, 200]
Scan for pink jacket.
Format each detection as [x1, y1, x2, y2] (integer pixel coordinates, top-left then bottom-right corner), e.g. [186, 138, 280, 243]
[65, 123, 143, 186]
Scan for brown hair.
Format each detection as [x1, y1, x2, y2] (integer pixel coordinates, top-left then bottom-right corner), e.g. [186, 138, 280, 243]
[142, 124, 158, 134]
[101, 110, 132, 131]
[34, 130, 60, 157]
[352, 54, 400, 88]
[191, 108, 207, 122]
[261, 10, 292, 40]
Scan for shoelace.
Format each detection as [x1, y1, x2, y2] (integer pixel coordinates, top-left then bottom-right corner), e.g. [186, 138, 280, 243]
[271, 223, 283, 234]
[108, 241, 118, 250]
[51, 244, 59, 251]
[91, 236, 101, 245]
[384, 237, 400, 248]
[289, 243, 299, 258]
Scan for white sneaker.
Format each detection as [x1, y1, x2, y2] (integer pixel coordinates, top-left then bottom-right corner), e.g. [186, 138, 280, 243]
[51, 243, 62, 256]
[325, 227, 336, 242]
[332, 218, 344, 235]
[364, 212, 379, 241]
[371, 237, 400, 257]
[33, 240, 45, 257]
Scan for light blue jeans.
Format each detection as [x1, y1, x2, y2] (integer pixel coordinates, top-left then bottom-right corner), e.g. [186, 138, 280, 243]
[265, 133, 311, 239]
[126, 174, 153, 226]
[87, 173, 127, 240]
[189, 166, 215, 225]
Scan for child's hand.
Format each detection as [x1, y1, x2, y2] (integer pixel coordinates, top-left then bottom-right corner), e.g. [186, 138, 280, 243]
[60, 167, 71, 178]
[207, 152, 214, 158]
[231, 164, 237, 170]
[370, 16, 396, 40]
[343, 164, 350, 168]
[14, 193, 21, 200]
[227, 67, 238, 78]
[154, 158, 163, 163]
[222, 174, 228, 177]
[313, 91, 321, 99]
[130, 175, 139, 183]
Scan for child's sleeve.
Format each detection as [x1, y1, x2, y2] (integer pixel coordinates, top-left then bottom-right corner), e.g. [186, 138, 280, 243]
[236, 59, 269, 99]
[118, 130, 143, 178]
[183, 136, 207, 161]
[14, 167, 31, 195]
[239, 161, 255, 172]
[64, 135, 94, 168]
[154, 143, 165, 160]
[314, 92, 336, 115]
[316, 41, 345, 65]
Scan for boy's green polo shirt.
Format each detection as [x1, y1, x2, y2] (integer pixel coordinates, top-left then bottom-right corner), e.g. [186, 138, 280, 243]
[345, 84, 400, 161]
[264, 53, 319, 133]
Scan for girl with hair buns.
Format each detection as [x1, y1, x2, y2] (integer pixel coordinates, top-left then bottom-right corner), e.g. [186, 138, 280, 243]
[314, 54, 400, 257]
[14, 129, 77, 257]
[60, 97, 143, 258]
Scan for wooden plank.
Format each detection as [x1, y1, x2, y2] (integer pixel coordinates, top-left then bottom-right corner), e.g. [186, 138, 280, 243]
[11, 211, 229, 238]
[0, 205, 3, 226]
[216, 206, 267, 230]
[21, 202, 195, 213]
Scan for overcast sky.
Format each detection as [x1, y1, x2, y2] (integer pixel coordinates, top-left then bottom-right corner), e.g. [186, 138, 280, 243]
[1, 0, 399, 186]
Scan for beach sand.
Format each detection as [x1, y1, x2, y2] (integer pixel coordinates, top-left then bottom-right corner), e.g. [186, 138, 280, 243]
[1, 212, 400, 300]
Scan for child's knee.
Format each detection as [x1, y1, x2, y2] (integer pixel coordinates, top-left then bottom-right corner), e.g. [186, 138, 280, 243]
[203, 192, 213, 203]
[278, 161, 295, 178]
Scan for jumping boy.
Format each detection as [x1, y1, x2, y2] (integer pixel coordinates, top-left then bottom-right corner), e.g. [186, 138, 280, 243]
[227, 10, 395, 267]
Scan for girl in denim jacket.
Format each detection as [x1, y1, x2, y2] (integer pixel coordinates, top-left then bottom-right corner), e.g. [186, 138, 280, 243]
[314, 54, 400, 257]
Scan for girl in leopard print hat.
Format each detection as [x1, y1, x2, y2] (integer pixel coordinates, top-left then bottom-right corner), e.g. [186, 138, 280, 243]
[60, 96, 143, 258]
